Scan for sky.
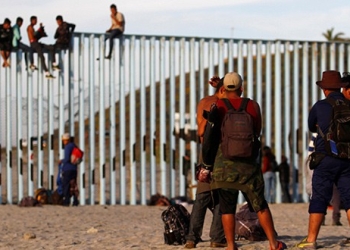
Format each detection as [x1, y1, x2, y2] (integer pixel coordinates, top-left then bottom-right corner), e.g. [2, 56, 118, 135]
[0, 0, 349, 44]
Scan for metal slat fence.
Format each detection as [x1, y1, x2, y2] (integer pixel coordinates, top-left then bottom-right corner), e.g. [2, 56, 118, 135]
[0, 33, 349, 205]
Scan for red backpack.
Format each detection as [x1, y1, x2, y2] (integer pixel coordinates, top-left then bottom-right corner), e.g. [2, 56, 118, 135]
[71, 146, 84, 165]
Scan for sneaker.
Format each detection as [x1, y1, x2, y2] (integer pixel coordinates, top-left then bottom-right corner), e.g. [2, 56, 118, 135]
[295, 237, 317, 249]
[105, 55, 111, 60]
[29, 64, 38, 71]
[210, 241, 227, 248]
[45, 73, 55, 79]
[184, 241, 196, 249]
[52, 64, 61, 71]
[273, 240, 287, 250]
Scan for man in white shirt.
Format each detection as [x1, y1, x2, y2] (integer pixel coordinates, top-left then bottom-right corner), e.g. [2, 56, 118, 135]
[105, 4, 125, 59]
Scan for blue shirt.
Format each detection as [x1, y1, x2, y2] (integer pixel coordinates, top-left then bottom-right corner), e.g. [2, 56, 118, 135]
[308, 91, 345, 154]
[62, 141, 77, 171]
[12, 24, 21, 47]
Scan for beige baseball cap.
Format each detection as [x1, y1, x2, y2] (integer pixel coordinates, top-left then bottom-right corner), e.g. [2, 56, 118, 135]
[223, 72, 243, 91]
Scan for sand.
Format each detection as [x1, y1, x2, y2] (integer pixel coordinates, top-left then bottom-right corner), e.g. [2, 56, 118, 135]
[0, 203, 349, 250]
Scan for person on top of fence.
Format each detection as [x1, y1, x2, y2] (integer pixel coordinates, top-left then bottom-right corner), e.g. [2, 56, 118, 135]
[27, 15, 55, 79]
[12, 17, 37, 71]
[0, 18, 13, 68]
[51, 15, 75, 71]
[210, 72, 287, 250]
[104, 3, 125, 59]
[296, 70, 350, 249]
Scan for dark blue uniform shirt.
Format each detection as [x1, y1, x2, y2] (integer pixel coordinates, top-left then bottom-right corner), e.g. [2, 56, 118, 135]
[62, 141, 77, 171]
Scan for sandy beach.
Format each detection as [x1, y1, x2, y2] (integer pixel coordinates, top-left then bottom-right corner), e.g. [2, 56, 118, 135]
[0, 203, 349, 250]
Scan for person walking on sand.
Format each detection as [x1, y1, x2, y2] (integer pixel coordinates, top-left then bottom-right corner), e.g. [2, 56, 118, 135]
[296, 70, 350, 249]
[210, 72, 287, 250]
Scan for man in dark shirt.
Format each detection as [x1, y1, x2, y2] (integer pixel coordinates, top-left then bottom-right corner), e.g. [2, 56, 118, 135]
[0, 18, 13, 68]
[277, 155, 291, 203]
[296, 70, 350, 249]
[51, 15, 75, 71]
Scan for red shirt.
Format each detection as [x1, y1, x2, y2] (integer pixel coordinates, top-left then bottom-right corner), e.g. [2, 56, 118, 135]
[216, 98, 262, 135]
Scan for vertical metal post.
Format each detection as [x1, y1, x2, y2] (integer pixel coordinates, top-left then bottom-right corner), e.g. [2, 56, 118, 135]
[265, 42, 272, 146]
[329, 43, 336, 70]
[302, 42, 309, 203]
[338, 44, 344, 73]
[256, 41, 263, 110]
[37, 65, 43, 188]
[218, 39, 225, 79]
[311, 43, 318, 105]
[58, 51, 65, 160]
[139, 36, 147, 204]
[16, 51, 24, 202]
[47, 57, 54, 192]
[78, 34, 86, 205]
[88, 34, 95, 204]
[27, 66, 34, 197]
[129, 36, 137, 204]
[109, 36, 116, 205]
[159, 37, 167, 197]
[6, 67, 12, 203]
[98, 35, 106, 205]
[228, 39, 234, 72]
[68, 41, 75, 137]
[179, 38, 186, 196]
[149, 37, 156, 196]
[189, 38, 197, 200]
[208, 39, 214, 96]
[247, 40, 253, 99]
[292, 42, 300, 202]
[283, 42, 291, 197]
[119, 36, 126, 205]
[169, 37, 176, 199]
[274, 41, 282, 203]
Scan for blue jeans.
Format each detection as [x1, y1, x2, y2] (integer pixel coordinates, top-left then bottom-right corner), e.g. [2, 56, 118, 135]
[105, 29, 123, 57]
[185, 190, 225, 243]
[263, 171, 276, 203]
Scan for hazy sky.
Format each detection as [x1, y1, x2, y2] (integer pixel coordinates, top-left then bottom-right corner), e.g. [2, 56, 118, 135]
[1, 0, 349, 44]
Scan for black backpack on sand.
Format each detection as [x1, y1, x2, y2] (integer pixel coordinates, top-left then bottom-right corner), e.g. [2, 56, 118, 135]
[161, 204, 191, 245]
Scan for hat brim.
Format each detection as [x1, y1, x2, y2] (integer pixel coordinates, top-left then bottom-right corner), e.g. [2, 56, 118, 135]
[316, 80, 347, 89]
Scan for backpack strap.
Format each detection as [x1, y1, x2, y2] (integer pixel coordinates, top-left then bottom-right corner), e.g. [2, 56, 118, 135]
[222, 98, 235, 111]
[222, 98, 250, 112]
[238, 98, 250, 111]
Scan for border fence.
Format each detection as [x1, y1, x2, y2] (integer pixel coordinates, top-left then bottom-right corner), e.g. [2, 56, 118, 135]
[0, 32, 349, 205]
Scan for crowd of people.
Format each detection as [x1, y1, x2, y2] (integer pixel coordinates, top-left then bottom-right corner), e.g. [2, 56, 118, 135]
[0, 4, 125, 77]
[185, 70, 350, 250]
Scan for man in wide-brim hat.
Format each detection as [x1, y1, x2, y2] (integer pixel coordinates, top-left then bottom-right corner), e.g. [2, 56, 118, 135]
[296, 70, 350, 249]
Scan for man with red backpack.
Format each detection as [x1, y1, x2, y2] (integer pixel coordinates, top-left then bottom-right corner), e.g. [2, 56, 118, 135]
[211, 72, 286, 250]
[60, 133, 79, 206]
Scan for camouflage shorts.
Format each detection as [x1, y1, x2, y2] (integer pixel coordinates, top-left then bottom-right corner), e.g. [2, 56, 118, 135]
[211, 149, 267, 212]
